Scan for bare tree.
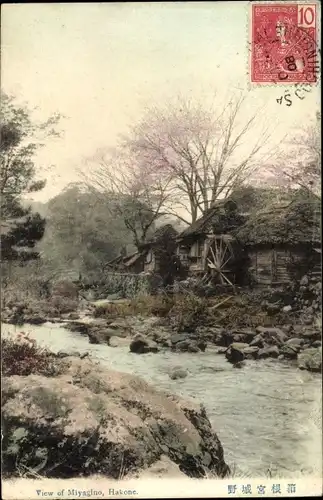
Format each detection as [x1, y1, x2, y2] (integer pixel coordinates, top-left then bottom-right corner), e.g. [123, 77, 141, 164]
[79, 147, 174, 248]
[123, 93, 273, 223]
[275, 112, 321, 199]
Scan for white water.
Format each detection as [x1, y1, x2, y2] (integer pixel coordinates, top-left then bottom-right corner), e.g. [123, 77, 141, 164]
[2, 322, 322, 478]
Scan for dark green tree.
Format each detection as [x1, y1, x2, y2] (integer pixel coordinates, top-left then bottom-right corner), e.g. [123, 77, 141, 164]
[0, 93, 61, 261]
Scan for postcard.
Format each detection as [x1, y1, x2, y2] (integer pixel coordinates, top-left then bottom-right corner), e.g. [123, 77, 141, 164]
[1, 1, 321, 499]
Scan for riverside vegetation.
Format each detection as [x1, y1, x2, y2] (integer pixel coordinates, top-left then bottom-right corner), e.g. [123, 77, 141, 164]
[2, 272, 321, 479]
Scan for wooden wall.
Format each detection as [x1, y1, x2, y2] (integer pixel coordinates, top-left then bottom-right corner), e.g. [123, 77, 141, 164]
[249, 246, 309, 285]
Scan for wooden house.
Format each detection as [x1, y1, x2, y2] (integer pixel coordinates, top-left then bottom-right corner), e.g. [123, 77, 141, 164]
[106, 224, 179, 284]
[234, 200, 321, 285]
[176, 200, 248, 286]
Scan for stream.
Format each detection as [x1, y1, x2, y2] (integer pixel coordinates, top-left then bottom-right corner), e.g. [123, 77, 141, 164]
[2, 321, 322, 478]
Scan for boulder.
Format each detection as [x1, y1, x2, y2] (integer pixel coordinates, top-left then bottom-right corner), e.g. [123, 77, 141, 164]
[109, 336, 131, 348]
[280, 344, 299, 360]
[231, 329, 257, 344]
[299, 329, 321, 343]
[285, 338, 304, 349]
[298, 348, 322, 373]
[23, 315, 47, 325]
[88, 328, 123, 345]
[255, 327, 286, 346]
[57, 350, 81, 358]
[242, 346, 259, 359]
[68, 312, 80, 320]
[282, 305, 292, 313]
[2, 358, 230, 479]
[130, 334, 159, 354]
[286, 337, 304, 345]
[249, 334, 265, 348]
[197, 341, 207, 352]
[311, 340, 322, 349]
[257, 345, 280, 359]
[171, 333, 190, 345]
[225, 343, 249, 364]
[213, 331, 234, 347]
[169, 368, 188, 380]
[108, 321, 134, 336]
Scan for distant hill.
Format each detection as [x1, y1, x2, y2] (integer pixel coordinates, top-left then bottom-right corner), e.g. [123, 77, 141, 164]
[21, 199, 49, 217]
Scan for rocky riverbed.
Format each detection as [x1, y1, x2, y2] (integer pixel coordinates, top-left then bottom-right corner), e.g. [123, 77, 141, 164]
[50, 313, 321, 373]
[2, 322, 322, 477]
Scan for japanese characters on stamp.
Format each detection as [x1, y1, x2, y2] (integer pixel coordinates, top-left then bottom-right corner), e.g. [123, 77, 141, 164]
[250, 2, 319, 84]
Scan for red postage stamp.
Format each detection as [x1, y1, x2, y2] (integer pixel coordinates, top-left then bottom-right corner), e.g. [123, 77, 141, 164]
[250, 2, 319, 84]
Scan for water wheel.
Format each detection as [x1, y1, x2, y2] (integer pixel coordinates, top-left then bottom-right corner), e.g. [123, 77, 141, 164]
[205, 236, 235, 286]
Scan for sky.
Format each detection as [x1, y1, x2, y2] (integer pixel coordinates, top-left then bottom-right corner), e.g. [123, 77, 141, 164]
[1, 2, 320, 202]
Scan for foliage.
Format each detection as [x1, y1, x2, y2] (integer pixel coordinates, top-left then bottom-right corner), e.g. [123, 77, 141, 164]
[93, 294, 174, 319]
[1, 263, 78, 318]
[51, 280, 79, 299]
[0, 93, 61, 261]
[167, 294, 210, 331]
[2, 333, 64, 377]
[48, 296, 78, 315]
[92, 272, 152, 299]
[38, 184, 136, 275]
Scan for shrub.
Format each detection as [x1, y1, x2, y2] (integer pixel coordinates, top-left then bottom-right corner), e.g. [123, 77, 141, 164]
[92, 294, 173, 319]
[51, 280, 79, 299]
[49, 296, 78, 314]
[167, 294, 210, 332]
[2, 333, 65, 377]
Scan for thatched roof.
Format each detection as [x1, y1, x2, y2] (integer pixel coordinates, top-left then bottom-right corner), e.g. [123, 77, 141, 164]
[235, 200, 321, 246]
[178, 199, 243, 240]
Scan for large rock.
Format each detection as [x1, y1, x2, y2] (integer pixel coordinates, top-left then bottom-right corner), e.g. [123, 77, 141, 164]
[214, 330, 234, 347]
[257, 345, 280, 359]
[174, 340, 206, 353]
[171, 333, 189, 345]
[231, 329, 257, 344]
[298, 348, 322, 373]
[130, 334, 159, 354]
[88, 328, 126, 345]
[249, 334, 265, 348]
[255, 327, 286, 347]
[298, 329, 321, 343]
[242, 346, 259, 359]
[225, 343, 249, 364]
[280, 344, 299, 359]
[109, 336, 131, 348]
[169, 368, 188, 380]
[22, 314, 47, 325]
[285, 337, 305, 347]
[2, 357, 229, 479]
